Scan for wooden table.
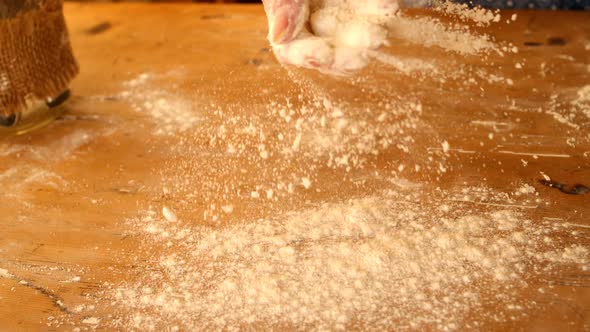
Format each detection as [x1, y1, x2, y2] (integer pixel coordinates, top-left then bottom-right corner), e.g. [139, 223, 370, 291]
[0, 3, 589, 331]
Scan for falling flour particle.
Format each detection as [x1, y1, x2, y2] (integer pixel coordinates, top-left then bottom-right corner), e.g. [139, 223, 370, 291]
[162, 206, 178, 223]
[435, 1, 500, 27]
[442, 140, 450, 153]
[388, 16, 498, 56]
[73, 305, 86, 313]
[61, 276, 81, 283]
[301, 177, 312, 189]
[221, 205, 234, 214]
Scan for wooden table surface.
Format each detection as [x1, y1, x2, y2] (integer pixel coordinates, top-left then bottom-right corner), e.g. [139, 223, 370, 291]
[0, 3, 589, 331]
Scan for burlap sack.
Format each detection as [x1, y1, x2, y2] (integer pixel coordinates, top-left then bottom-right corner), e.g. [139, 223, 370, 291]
[0, 0, 78, 116]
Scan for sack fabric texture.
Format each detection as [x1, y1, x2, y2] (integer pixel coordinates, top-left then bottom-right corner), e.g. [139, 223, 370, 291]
[0, 0, 78, 116]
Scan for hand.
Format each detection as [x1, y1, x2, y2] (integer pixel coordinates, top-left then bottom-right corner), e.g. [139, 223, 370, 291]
[262, 0, 399, 74]
[262, 0, 309, 44]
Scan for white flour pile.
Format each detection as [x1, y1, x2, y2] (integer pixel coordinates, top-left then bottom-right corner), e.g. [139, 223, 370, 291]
[113, 185, 588, 331]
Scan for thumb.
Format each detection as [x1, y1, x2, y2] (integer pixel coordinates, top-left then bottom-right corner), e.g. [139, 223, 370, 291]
[262, 0, 309, 44]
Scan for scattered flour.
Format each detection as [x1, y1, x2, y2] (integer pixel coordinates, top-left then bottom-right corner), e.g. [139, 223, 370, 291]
[122, 73, 200, 136]
[442, 140, 450, 153]
[0, 268, 14, 279]
[514, 184, 536, 196]
[33, 4, 588, 331]
[572, 85, 590, 120]
[113, 185, 588, 331]
[301, 176, 312, 189]
[82, 317, 101, 325]
[102, 59, 590, 328]
[388, 16, 499, 56]
[368, 51, 436, 74]
[434, 1, 500, 27]
[0, 129, 97, 161]
[0, 166, 67, 199]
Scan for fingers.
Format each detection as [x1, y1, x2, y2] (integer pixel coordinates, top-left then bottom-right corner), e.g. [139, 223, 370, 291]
[272, 36, 369, 76]
[262, 0, 309, 44]
[272, 36, 335, 70]
[264, 0, 398, 74]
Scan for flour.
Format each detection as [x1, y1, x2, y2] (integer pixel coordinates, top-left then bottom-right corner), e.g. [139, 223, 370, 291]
[82, 317, 101, 325]
[388, 16, 499, 56]
[514, 184, 536, 196]
[61, 276, 82, 283]
[301, 176, 312, 188]
[368, 51, 436, 74]
[0, 129, 97, 161]
[0, 166, 67, 199]
[113, 185, 588, 331]
[0, 268, 14, 279]
[162, 206, 178, 223]
[576, 85, 590, 103]
[122, 73, 200, 136]
[442, 140, 450, 153]
[43, 4, 588, 330]
[434, 1, 500, 27]
[573, 85, 590, 120]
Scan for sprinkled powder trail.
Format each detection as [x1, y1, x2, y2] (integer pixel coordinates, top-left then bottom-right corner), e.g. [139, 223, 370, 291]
[121, 73, 201, 136]
[112, 185, 588, 331]
[62, 3, 590, 331]
[434, 1, 501, 27]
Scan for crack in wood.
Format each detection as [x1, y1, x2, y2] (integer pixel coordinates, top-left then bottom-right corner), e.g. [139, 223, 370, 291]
[0, 267, 71, 314]
[539, 179, 590, 195]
